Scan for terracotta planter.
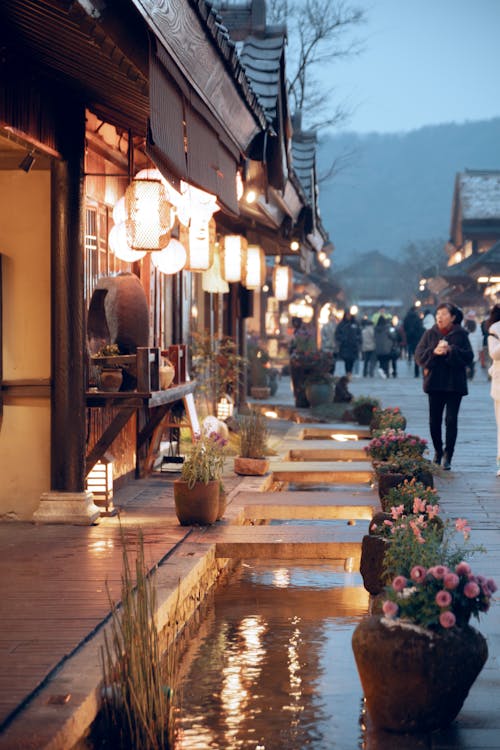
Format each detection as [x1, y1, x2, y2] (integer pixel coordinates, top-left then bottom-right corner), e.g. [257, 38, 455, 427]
[217, 487, 227, 521]
[352, 615, 488, 733]
[234, 456, 270, 476]
[359, 533, 390, 595]
[173, 479, 220, 526]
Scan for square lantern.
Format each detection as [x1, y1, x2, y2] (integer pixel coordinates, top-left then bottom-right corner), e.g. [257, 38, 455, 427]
[86, 453, 117, 516]
[202, 246, 229, 293]
[125, 178, 171, 251]
[221, 235, 248, 283]
[243, 244, 266, 289]
[273, 264, 293, 301]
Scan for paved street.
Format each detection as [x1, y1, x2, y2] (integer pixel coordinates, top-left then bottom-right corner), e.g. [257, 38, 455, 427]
[0, 363, 500, 749]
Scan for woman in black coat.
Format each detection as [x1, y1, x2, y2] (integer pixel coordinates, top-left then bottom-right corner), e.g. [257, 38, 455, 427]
[334, 311, 361, 375]
[415, 302, 473, 470]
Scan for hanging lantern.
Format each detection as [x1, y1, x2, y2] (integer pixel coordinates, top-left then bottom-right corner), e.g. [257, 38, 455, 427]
[216, 394, 234, 420]
[221, 235, 247, 283]
[243, 244, 266, 289]
[112, 196, 127, 225]
[185, 217, 214, 271]
[151, 239, 187, 275]
[202, 246, 229, 293]
[125, 178, 172, 251]
[108, 222, 146, 262]
[273, 264, 293, 301]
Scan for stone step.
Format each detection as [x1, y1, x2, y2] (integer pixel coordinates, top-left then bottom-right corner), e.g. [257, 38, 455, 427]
[300, 425, 371, 440]
[270, 460, 373, 484]
[286, 446, 370, 461]
[237, 490, 379, 520]
[199, 523, 364, 560]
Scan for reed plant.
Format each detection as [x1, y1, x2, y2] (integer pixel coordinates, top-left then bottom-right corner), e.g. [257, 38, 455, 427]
[100, 530, 175, 750]
[238, 410, 269, 458]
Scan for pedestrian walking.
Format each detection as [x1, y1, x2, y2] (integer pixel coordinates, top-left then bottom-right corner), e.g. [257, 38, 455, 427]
[389, 317, 403, 378]
[320, 311, 337, 374]
[415, 302, 473, 470]
[463, 311, 483, 380]
[485, 304, 500, 475]
[403, 306, 425, 377]
[361, 318, 376, 377]
[374, 315, 393, 378]
[335, 310, 361, 375]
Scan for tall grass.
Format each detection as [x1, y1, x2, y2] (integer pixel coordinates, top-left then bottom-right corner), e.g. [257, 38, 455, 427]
[100, 530, 175, 749]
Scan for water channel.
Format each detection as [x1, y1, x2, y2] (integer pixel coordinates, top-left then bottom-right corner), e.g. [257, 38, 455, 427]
[174, 557, 369, 750]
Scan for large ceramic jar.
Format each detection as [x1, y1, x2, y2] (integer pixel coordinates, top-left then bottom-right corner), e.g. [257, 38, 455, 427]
[352, 615, 488, 732]
[173, 479, 220, 526]
[304, 381, 334, 407]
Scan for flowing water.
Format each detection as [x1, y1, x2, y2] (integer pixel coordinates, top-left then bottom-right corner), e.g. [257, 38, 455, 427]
[174, 559, 370, 750]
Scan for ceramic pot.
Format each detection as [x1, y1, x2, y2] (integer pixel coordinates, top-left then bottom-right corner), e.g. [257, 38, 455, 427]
[159, 364, 175, 389]
[98, 368, 123, 392]
[234, 456, 270, 476]
[359, 533, 390, 595]
[173, 479, 220, 526]
[304, 382, 334, 407]
[352, 615, 488, 733]
[217, 486, 227, 521]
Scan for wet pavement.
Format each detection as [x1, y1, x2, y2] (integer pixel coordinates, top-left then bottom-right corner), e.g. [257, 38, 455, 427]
[0, 363, 499, 749]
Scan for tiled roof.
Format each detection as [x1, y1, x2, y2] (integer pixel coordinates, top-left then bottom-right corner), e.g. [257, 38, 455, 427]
[239, 34, 285, 123]
[458, 170, 500, 220]
[189, 0, 268, 130]
[292, 135, 316, 203]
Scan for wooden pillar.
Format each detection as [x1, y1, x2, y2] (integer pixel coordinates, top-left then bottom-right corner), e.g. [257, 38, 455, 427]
[34, 101, 100, 524]
[50, 105, 86, 491]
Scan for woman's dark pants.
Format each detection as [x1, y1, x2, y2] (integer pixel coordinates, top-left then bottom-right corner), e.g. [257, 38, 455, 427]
[428, 391, 463, 461]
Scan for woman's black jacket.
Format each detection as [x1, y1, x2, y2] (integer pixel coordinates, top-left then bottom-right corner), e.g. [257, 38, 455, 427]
[414, 323, 473, 395]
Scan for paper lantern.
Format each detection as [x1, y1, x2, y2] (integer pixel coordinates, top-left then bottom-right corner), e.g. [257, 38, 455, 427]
[185, 217, 215, 272]
[108, 222, 146, 262]
[151, 239, 187, 275]
[221, 235, 248, 283]
[125, 178, 172, 251]
[243, 244, 266, 289]
[202, 247, 229, 293]
[273, 264, 293, 301]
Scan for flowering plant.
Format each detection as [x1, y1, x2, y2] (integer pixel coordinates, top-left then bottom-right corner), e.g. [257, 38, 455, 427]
[290, 350, 333, 375]
[373, 456, 435, 477]
[180, 431, 227, 489]
[383, 560, 497, 630]
[365, 429, 428, 462]
[384, 478, 439, 514]
[370, 406, 407, 434]
[351, 396, 381, 425]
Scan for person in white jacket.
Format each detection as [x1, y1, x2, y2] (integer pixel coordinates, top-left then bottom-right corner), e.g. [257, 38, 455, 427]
[486, 304, 500, 475]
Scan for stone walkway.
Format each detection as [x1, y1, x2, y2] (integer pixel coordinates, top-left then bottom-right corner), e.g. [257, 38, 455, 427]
[0, 365, 499, 749]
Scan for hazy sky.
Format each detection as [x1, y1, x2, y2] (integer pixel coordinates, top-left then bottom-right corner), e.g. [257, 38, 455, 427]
[324, 0, 500, 134]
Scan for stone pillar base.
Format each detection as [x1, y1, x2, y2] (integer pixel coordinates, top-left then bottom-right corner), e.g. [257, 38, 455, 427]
[33, 491, 101, 525]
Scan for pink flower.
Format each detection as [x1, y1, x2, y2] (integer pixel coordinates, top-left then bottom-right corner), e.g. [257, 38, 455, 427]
[383, 519, 393, 528]
[413, 497, 426, 514]
[426, 504, 440, 519]
[455, 518, 470, 533]
[390, 505, 404, 519]
[439, 611, 456, 628]
[464, 581, 481, 598]
[428, 565, 448, 580]
[410, 565, 427, 582]
[392, 575, 407, 592]
[435, 590, 452, 607]
[382, 600, 399, 618]
[455, 561, 471, 576]
[443, 573, 460, 590]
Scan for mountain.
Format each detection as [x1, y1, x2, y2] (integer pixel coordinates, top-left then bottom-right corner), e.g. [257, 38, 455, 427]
[317, 118, 500, 268]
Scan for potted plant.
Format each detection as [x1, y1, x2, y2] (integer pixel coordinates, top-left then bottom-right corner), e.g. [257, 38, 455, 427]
[370, 406, 406, 434]
[92, 343, 124, 392]
[234, 410, 270, 476]
[304, 370, 334, 407]
[365, 428, 428, 463]
[191, 331, 246, 417]
[360, 494, 442, 596]
[351, 395, 381, 425]
[373, 457, 435, 503]
[173, 431, 227, 525]
[353, 518, 493, 733]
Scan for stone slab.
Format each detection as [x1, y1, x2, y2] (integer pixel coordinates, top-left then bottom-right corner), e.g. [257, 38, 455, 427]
[236, 490, 379, 520]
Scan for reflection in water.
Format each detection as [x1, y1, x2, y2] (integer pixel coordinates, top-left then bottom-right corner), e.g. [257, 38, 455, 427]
[175, 561, 369, 749]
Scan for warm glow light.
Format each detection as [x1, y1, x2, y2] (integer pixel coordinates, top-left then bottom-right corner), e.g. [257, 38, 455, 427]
[264, 410, 278, 419]
[185, 217, 214, 271]
[478, 276, 489, 283]
[350, 305, 359, 315]
[108, 223, 146, 262]
[273, 265, 293, 301]
[202, 246, 229, 293]
[221, 235, 247, 283]
[318, 250, 327, 262]
[236, 171, 244, 200]
[415, 300, 422, 307]
[243, 244, 266, 289]
[125, 178, 171, 250]
[217, 395, 234, 420]
[150, 239, 187, 274]
[331, 433, 359, 441]
[290, 239, 300, 252]
[323, 258, 331, 268]
[112, 196, 127, 225]
[245, 188, 257, 204]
